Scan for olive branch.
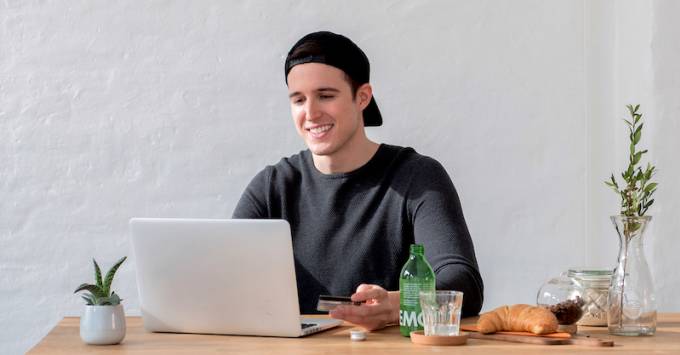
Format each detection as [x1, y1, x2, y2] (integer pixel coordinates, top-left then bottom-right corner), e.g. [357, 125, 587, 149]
[604, 104, 658, 218]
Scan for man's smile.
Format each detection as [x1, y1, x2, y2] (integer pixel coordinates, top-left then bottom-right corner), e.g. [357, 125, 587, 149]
[307, 124, 334, 138]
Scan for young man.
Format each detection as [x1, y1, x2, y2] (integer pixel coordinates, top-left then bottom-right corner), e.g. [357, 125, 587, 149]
[233, 31, 483, 330]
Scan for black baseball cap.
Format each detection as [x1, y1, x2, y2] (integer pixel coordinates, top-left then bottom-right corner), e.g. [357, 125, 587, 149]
[284, 31, 383, 127]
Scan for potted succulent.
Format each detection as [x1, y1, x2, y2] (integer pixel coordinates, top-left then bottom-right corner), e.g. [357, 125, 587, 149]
[74, 256, 127, 345]
[604, 104, 658, 336]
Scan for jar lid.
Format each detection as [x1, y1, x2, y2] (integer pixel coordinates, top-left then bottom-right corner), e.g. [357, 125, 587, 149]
[567, 268, 612, 279]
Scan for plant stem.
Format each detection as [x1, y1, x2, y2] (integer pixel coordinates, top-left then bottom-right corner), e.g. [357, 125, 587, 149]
[618, 225, 630, 329]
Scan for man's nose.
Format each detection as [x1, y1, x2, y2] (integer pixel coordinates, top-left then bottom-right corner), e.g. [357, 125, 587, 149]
[304, 100, 322, 120]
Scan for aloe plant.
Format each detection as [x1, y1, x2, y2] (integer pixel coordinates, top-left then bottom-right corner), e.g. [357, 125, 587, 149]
[74, 256, 127, 306]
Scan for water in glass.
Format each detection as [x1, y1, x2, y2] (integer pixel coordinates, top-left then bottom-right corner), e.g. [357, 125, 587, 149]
[419, 290, 463, 336]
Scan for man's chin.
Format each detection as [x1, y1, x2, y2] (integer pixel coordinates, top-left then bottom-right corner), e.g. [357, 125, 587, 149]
[307, 143, 336, 157]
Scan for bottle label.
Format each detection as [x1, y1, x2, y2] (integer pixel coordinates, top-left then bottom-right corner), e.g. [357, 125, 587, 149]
[399, 309, 424, 327]
[399, 280, 432, 329]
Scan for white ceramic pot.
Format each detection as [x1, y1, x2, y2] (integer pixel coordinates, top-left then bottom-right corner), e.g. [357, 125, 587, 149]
[80, 304, 126, 345]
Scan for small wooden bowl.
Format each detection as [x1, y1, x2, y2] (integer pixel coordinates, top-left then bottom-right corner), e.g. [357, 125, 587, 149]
[410, 330, 469, 346]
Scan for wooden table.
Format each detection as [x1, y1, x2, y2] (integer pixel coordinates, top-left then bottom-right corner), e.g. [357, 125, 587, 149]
[29, 313, 680, 354]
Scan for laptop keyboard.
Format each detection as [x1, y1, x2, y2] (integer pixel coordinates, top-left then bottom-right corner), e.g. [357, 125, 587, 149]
[301, 323, 317, 329]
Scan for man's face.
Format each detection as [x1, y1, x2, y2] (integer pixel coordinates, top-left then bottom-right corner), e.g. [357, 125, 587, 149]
[287, 63, 367, 157]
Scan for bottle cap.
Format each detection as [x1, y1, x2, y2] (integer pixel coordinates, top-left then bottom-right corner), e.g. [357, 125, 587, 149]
[350, 329, 367, 341]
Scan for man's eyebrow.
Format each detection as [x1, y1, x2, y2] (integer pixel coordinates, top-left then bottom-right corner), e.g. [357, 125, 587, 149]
[288, 87, 340, 98]
[316, 87, 340, 93]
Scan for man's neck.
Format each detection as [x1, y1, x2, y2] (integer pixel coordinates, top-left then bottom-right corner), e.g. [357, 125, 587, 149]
[312, 138, 380, 175]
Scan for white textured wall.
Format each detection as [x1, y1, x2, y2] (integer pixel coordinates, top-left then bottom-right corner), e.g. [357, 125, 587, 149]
[1, 1, 678, 354]
[585, 0, 680, 311]
[647, 0, 680, 313]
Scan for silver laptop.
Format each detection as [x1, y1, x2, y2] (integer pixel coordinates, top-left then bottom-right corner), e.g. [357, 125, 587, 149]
[129, 218, 342, 337]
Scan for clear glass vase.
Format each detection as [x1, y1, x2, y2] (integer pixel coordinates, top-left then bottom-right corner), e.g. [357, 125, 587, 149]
[607, 215, 656, 336]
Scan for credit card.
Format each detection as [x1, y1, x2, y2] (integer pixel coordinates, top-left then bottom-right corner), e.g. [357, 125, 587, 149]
[316, 295, 364, 312]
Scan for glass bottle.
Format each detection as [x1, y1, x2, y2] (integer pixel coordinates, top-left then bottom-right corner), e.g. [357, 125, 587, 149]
[399, 244, 436, 337]
[608, 215, 656, 336]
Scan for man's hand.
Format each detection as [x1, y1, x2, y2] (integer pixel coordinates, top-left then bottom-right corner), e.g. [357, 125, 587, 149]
[329, 284, 400, 331]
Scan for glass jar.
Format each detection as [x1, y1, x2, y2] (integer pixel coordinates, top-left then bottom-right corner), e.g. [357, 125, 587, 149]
[536, 274, 585, 325]
[568, 268, 612, 327]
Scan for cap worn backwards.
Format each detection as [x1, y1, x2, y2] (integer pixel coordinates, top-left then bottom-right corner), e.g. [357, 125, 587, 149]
[284, 31, 383, 127]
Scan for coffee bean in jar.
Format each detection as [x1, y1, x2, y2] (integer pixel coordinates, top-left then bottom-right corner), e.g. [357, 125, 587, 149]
[549, 296, 585, 325]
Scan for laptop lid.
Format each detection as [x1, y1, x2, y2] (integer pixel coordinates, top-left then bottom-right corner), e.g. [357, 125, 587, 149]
[129, 218, 304, 337]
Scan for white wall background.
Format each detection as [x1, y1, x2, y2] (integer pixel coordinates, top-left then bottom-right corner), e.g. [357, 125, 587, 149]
[1, 1, 678, 353]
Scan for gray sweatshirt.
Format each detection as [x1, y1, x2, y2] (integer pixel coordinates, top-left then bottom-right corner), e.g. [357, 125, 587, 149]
[232, 144, 483, 316]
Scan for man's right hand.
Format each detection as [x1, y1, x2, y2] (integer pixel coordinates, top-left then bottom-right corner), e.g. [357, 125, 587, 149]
[328, 284, 399, 331]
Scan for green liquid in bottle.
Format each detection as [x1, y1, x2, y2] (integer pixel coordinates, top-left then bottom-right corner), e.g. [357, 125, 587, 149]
[399, 244, 436, 337]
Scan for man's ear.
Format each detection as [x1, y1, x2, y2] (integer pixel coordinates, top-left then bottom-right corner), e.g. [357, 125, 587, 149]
[356, 83, 373, 111]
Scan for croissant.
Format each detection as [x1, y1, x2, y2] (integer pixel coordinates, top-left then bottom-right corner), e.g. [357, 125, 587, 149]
[478, 304, 558, 335]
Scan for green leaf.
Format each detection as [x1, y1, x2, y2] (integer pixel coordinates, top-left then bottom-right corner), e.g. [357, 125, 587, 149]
[644, 183, 658, 193]
[629, 143, 635, 156]
[633, 128, 642, 145]
[81, 295, 95, 305]
[644, 164, 655, 180]
[627, 105, 635, 116]
[623, 119, 633, 127]
[634, 104, 640, 112]
[103, 256, 127, 296]
[605, 181, 618, 192]
[635, 168, 644, 180]
[634, 123, 643, 140]
[94, 292, 122, 306]
[633, 152, 643, 165]
[109, 292, 122, 305]
[93, 259, 103, 289]
[74, 283, 106, 298]
[606, 185, 619, 193]
[95, 297, 111, 306]
[642, 198, 655, 215]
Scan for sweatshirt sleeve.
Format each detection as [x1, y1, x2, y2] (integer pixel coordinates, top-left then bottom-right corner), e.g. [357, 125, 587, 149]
[232, 167, 272, 219]
[407, 157, 484, 317]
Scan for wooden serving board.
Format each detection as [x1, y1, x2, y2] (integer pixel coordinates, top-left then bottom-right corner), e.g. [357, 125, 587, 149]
[460, 325, 571, 338]
[467, 332, 570, 345]
[568, 335, 615, 347]
[460, 325, 614, 347]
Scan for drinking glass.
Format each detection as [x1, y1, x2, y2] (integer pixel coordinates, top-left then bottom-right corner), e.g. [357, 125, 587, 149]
[419, 290, 463, 336]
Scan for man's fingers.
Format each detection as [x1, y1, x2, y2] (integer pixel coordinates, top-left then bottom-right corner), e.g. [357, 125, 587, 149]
[355, 283, 373, 292]
[338, 301, 391, 318]
[330, 284, 393, 331]
[330, 306, 389, 331]
[352, 284, 387, 302]
[351, 304, 377, 317]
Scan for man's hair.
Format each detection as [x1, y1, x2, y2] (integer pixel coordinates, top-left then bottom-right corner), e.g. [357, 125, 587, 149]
[287, 40, 361, 99]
